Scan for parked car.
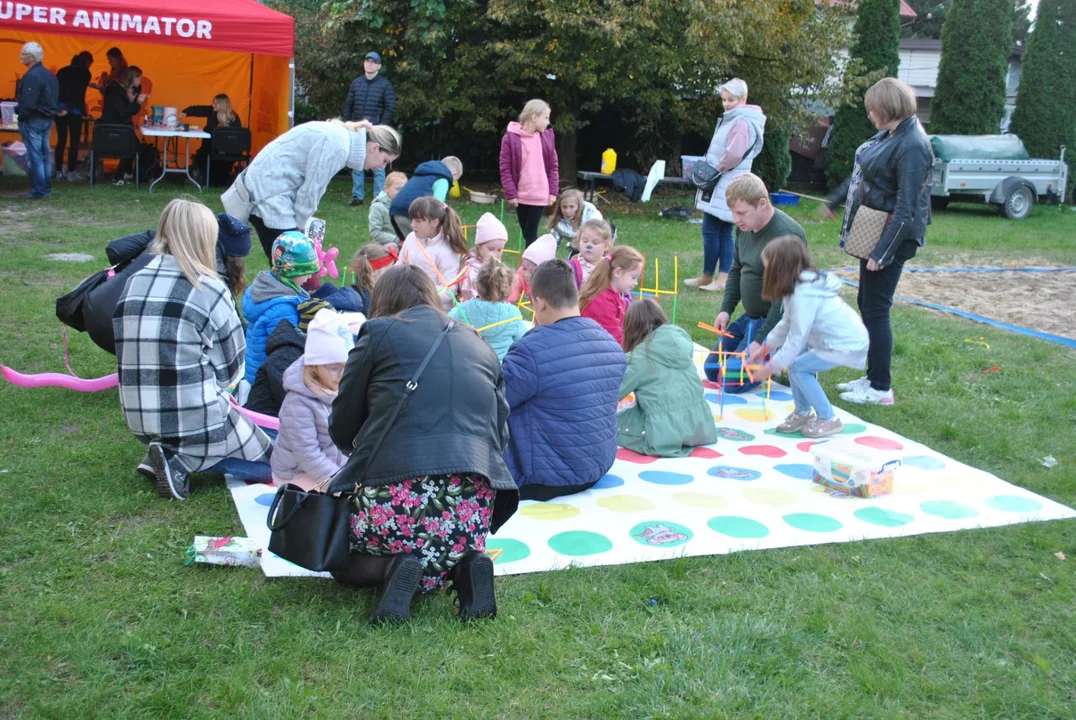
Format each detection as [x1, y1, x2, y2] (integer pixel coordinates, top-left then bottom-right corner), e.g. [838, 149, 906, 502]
[929, 134, 1068, 219]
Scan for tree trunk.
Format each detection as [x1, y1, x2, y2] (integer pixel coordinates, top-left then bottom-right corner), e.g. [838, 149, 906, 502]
[556, 126, 577, 190]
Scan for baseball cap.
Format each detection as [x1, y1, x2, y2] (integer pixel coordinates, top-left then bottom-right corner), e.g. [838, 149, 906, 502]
[365, 51, 382, 63]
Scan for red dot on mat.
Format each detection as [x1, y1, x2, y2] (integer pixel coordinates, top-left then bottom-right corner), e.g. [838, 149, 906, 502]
[854, 436, 904, 451]
[796, 441, 818, 453]
[616, 448, 659, 464]
[738, 445, 787, 458]
[689, 447, 723, 459]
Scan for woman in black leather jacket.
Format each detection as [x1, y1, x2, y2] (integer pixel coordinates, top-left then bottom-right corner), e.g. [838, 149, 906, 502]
[825, 78, 933, 406]
[328, 264, 518, 625]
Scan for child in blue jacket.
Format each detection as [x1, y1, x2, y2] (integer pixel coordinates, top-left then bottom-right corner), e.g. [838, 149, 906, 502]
[449, 259, 525, 361]
[241, 231, 319, 385]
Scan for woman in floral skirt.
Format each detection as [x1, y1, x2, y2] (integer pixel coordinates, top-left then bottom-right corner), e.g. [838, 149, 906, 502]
[328, 264, 518, 624]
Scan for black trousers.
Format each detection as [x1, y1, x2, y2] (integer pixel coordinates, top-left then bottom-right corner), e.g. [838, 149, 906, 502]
[54, 113, 82, 170]
[857, 239, 918, 392]
[516, 204, 547, 247]
[250, 213, 298, 263]
[518, 479, 598, 501]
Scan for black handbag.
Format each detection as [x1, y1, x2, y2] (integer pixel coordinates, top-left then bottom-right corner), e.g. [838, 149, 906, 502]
[266, 321, 455, 572]
[56, 267, 112, 332]
[689, 159, 721, 192]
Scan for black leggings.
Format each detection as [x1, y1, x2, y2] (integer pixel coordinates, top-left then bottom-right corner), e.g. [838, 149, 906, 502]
[250, 213, 297, 263]
[54, 113, 82, 170]
[516, 204, 547, 247]
[858, 239, 918, 392]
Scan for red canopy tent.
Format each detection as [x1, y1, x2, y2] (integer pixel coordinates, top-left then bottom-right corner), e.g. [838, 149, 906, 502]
[1, 0, 294, 153]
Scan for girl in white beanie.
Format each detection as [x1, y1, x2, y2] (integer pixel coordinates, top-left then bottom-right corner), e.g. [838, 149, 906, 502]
[271, 309, 363, 490]
[458, 213, 508, 301]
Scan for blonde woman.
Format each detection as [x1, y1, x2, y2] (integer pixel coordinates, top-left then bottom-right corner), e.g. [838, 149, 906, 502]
[222, 119, 402, 260]
[499, 99, 559, 247]
[114, 199, 273, 499]
[182, 94, 241, 184]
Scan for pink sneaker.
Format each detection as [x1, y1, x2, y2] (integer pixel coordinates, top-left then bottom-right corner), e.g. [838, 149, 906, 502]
[802, 416, 844, 438]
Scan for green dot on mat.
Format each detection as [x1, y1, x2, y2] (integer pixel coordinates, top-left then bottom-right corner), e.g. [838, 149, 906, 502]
[854, 507, 914, 528]
[485, 538, 531, 564]
[783, 512, 843, 533]
[985, 495, 1043, 513]
[765, 423, 866, 439]
[707, 515, 770, 539]
[547, 530, 613, 557]
[920, 500, 979, 520]
[629, 520, 693, 548]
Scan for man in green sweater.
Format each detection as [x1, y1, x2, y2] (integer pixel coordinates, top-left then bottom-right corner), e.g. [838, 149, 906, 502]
[703, 173, 807, 392]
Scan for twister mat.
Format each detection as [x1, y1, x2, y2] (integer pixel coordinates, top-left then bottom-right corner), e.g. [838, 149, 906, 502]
[228, 345, 1075, 578]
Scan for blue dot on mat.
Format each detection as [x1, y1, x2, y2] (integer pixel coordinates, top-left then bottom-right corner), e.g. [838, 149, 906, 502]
[707, 515, 770, 538]
[774, 463, 815, 480]
[985, 495, 1043, 513]
[705, 393, 747, 405]
[783, 513, 843, 533]
[767, 390, 794, 401]
[854, 507, 915, 527]
[903, 455, 946, 470]
[593, 474, 625, 489]
[920, 500, 978, 520]
[639, 470, 694, 486]
[255, 493, 275, 507]
[706, 466, 762, 481]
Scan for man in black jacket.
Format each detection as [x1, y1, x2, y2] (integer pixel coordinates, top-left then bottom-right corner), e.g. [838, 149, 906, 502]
[343, 51, 396, 207]
[54, 52, 92, 181]
[14, 42, 59, 199]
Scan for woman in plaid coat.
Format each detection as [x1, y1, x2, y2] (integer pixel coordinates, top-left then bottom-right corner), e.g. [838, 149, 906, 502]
[114, 199, 273, 500]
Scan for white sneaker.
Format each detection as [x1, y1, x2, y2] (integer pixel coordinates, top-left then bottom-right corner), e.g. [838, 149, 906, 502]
[840, 385, 895, 406]
[66, 171, 82, 182]
[836, 376, 869, 393]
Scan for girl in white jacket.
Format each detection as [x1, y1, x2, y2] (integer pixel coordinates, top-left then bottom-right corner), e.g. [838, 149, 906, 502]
[748, 236, 868, 438]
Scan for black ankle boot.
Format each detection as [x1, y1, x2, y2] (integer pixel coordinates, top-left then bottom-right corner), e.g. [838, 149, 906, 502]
[448, 552, 497, 621]
[369, 555, 423, 625]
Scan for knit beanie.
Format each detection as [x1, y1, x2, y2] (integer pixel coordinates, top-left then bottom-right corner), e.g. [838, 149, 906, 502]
[304, 309, 355, 366]
[474, 213, 508, 246]
[345, 128, 368, 171]
[271, 231, 320, 278]
[522, 233, 557, 266]
[297, 297, 331, 332]
[216, 213, 251, 258]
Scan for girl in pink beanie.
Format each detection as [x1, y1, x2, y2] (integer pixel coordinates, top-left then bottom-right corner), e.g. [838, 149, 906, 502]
[459, 213, 508, 301]
[508, 233, 558, 304]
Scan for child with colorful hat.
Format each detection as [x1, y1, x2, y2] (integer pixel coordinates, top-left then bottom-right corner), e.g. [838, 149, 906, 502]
[241, 231, 320, 385]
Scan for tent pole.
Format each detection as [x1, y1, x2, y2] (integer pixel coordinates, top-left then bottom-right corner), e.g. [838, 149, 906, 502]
[288, 57, 296, 129]
[247, 54, 254, 130]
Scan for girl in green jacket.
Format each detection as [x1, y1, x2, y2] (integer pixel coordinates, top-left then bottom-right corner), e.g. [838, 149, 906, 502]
[617, 299, 718, 457]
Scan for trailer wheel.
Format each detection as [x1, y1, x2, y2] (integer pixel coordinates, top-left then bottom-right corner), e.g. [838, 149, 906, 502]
[931, 196, 950, 210]
[1001, 185, 1033, 219]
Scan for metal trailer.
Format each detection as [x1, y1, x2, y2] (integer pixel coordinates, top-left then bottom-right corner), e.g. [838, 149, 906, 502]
[930, 145, 1067, 220]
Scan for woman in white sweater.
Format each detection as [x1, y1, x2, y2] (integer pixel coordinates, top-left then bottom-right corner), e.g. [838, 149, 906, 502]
[223, 120, 401, 260]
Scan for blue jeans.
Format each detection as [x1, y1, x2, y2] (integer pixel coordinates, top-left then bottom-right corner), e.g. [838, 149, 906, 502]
[352, 166, 386, 201]
[703, 313, 765, 393]
[787, 351, 838, 420]
[19, 117, 53, 197]
[206, 457, 273, 481]
[701, 213, 735, 276]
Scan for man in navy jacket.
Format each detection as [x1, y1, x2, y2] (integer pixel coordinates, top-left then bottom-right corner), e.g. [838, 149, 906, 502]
[502, 260, 626, 500]
[344, 51, 396, 207]
[14, 42, 59, 199]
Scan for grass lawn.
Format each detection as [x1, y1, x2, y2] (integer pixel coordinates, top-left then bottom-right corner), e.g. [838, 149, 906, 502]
[1, 179, 1074, 718]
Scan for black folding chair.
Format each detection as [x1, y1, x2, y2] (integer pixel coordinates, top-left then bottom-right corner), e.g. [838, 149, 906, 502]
[88, 124, 140, 189]
[207, 127, 252, 184]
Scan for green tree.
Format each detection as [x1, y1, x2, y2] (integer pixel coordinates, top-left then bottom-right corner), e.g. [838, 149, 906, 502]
[753, 125, 792, 193]
[929, 0, 1013, 134]
[826, 0, 902, 187]
[1009, 0, 1076, 201]
[902, 0, 948, 38]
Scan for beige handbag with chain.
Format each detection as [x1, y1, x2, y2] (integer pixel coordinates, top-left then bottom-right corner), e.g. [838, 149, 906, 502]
[843, 205, 891, 260]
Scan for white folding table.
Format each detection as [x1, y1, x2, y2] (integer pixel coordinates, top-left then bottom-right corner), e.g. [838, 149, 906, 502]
[141, 126, 211, 192]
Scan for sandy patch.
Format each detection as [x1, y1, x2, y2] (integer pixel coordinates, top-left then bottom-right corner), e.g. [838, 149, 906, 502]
[837, 268, 1076, 340]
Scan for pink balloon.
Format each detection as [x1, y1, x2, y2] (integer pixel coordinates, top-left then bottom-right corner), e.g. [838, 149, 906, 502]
[229, 396, 280, 431]
[1, 366, 119, 392]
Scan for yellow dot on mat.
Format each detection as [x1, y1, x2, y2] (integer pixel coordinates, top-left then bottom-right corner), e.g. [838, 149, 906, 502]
[597, 495, 656, 513]
[519, 503, 581, 521]
[734, 408, 777, 422]
[743, 487, 799, 507]
[890, 481, 929, 497]
[672, 492, 728, 509]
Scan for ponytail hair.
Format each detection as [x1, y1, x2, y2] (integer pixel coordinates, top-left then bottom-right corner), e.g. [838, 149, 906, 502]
[408, 196, 467, 258]
[578, 245, 644, 311]
[350, 243, 396, 295]
[327, 118, 402, 158]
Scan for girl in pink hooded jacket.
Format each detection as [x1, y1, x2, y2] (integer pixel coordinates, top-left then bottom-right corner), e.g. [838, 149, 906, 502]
[271, 309, 360, 490]
[500, 99, 559, 248]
